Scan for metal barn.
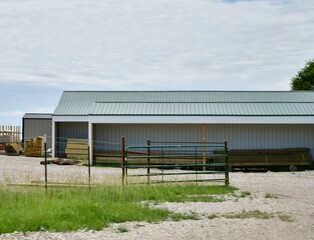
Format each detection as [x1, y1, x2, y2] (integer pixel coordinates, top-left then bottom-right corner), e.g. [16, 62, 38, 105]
[51, 91, 314, 167]
[22, 113, 52, 149]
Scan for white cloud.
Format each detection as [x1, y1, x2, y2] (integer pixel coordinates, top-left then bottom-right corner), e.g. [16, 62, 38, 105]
[0, 0, 313, 91]
[0, 111, 24, 117]
[0, 0, 313, 126]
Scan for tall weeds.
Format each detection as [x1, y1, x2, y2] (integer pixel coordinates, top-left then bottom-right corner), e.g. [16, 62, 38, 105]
[0, 184, 235, 233]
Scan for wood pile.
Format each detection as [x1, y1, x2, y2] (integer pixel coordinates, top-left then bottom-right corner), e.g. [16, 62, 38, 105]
[40, 159, 81, 165]
[5, 143, 23, 155]
[94, 151, 210, 165]
[214, 148, 312, 168]
[94, 148, 312, 170]
[25, 137, 45, 157]
[65, 138, 88, 159]
[0, 143, 5, 151]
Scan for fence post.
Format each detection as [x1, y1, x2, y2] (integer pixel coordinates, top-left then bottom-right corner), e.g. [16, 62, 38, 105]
[121, 136, 125, 186]
[44, 134, 48, 191]
[88, 145, 91, 187]
[147, 139, 151, 184]
[224, 141, 229, 186]
[202, 125, 206, 171]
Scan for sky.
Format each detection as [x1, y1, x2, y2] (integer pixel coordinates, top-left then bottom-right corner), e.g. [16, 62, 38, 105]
[0, 0, 313, 126]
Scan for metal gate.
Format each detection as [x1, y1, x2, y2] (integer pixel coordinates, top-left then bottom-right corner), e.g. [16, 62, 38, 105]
[122, 139, 229, 186]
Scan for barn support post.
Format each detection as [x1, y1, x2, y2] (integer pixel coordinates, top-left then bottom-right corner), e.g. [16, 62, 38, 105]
[52, 121, 55, 158]
[88, 122, 93, 165]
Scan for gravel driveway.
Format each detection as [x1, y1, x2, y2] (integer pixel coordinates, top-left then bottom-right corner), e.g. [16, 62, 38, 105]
[0, 155, 313, 240]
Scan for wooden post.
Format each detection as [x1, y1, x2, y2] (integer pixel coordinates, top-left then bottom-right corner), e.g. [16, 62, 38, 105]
[1, 126, 2, 140]
[10, 126, 12, 143]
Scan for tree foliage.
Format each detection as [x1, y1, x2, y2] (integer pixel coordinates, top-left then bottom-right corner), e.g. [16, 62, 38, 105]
[290, 59, 314, 90]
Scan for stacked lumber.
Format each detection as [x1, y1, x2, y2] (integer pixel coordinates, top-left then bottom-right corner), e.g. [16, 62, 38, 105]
[65, 138, 88, 159]
[0, 143, 5, 151]
[25, 137, 45, 157]
[94, 150, 208, 165]
[5, 143, 23, 155]
[214, 148, 312, 168]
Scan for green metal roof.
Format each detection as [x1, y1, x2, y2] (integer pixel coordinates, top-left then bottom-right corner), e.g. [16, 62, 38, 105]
[90, 102, 314, 116]
[53, 91, 314, 116]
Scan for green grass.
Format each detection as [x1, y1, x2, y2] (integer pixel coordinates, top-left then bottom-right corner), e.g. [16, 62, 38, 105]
[116, 226, 129, 233]
[264, 193, 277, 199]
[224, 210, 275, 220]
[0, 184, 236, 234]
[207, 214, 219, 219]
[232, 191, 251, 198]
[208, 210, 295, 222]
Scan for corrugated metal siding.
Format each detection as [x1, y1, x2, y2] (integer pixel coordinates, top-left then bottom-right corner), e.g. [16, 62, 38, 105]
[93, 123, 314, 157]
[205, 124, 314, 155]
[93, 124, 203, 152]
[56, 122, 88, 157]
[23, 119, 52, 148]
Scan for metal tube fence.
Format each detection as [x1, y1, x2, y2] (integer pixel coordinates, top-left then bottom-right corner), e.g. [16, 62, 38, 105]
[122, 140, 230, 186]
[0, 138, 118, 187]
[1, 137, 230, 188]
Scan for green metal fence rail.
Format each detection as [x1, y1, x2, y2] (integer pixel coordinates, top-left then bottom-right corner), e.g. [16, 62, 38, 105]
[122, 138, 229, 186]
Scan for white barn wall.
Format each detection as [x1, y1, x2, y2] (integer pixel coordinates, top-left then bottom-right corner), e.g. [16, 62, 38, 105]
[93, 124, 203, 151]
[93, 123, 314, 159]
[205, 124, 314, 156]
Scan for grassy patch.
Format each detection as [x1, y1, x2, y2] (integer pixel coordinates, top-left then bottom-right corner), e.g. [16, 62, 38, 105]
[264, 193, 277, 199]
[207, 214, 219, 220]
[208, 210, 294, 222]
[278, 213, 295, 222]
[224, 210, 274, 220]
[186, 195, 224, 202]
[239, 191, 251, 198]
[232, 191, 251, 199]
[116, 226, 129, 233]
[0, 184, 236, 234]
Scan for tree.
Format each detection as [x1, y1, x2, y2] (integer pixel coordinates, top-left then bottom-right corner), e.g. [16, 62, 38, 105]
[290, 59, 314, 90]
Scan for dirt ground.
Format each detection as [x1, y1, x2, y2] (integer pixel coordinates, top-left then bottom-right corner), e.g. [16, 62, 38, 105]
[0, 155, 313, 240]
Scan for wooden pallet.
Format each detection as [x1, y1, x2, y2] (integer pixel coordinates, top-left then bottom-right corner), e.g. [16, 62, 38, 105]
[5, 143, 23, 155]
[25, 137, 44, 157]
